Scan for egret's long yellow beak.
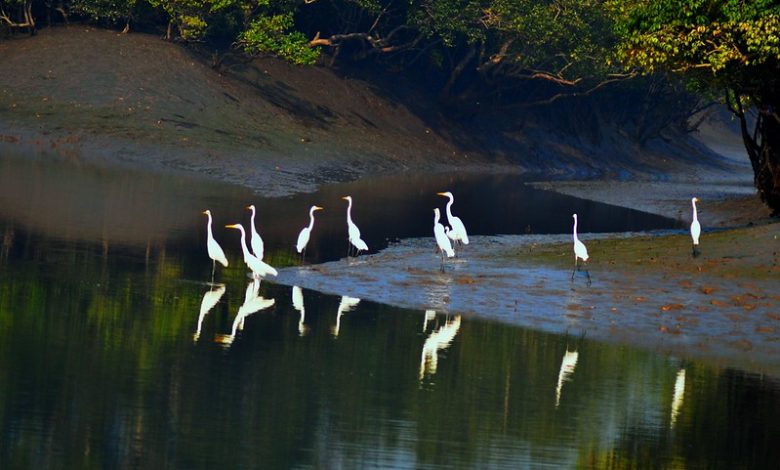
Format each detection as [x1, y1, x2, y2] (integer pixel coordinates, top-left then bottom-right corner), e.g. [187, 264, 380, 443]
[314, 206, 323, 211]
[341, 196, 349, 200]
[246, 205, 253, 210]
[225, 224, 240, 229]
[436, 192, 447, 196]
[202, 210, 209, 215]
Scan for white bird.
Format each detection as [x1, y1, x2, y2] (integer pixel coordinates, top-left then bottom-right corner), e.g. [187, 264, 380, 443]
[444, 226, 458, 243]
[690, 197, 701, 257]
[434, 208, 455, 271]
[571, 213, 591, 284]
[555, 349, 579, 407]
[246, 204, 265, 260]
[296, 205, 323, 261]
[194, 284, 226, 342]
[202, 210, 228, 281]
[437, 191, 469, 246]
[332, 295, 361, 337]
[225, 223, 278, 278]
[342, 196, 369, 256]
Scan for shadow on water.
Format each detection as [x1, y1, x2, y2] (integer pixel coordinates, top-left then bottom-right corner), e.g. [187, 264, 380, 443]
[0, 152, 676, 266]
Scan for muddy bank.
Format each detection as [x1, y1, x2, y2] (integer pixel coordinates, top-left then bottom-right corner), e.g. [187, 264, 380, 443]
[0, 27, 747, 197]
[274, 223, 780, 376]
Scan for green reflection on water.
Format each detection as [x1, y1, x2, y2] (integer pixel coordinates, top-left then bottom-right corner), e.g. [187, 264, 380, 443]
[1, 231, 779, 469]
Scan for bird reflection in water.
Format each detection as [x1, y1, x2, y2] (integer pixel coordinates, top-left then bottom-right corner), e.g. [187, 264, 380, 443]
[292, 286, 309, 336]
[670, 368, 686, 428]
[194, 284, 226, 342]
[555, 349, 579, 407]
[332, 296, 361, 337]
[419, 314, 461, 380]
[215, 281, 275, 346]
[422, 310, 436, 332]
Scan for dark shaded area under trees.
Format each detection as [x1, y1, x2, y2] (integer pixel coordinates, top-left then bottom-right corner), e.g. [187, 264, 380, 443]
[2, 0, 779, 213]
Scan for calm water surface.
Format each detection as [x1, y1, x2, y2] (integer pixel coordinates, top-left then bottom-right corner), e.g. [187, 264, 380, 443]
[1, 152, 778, 467]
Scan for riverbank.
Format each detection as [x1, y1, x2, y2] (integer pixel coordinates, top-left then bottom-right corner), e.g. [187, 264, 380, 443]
[3, 26, 778, 376]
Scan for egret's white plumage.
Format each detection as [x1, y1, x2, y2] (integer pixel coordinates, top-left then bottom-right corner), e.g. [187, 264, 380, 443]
[202, 210, 229, 270]
[342, 196, 369, 255]
[437, 191, 469, 245]
[247, 204, 265, 260]
[572, 213, 589, 263]
[226, 223, 278, 278]
[690, 197, 701, 246]
[434, 208, 455, 270]
[296, 205, 323, 256]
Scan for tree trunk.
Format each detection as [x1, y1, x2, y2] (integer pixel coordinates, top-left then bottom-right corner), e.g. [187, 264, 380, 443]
[754, 109, 780, 214]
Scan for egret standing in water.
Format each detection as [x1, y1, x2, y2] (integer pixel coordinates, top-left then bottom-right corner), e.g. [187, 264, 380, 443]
[437, 191, 469, 249]
[571, 213, 591, 285]
[434, 208, 455, 271]
[342, 196, 368, 257]
[296, 205, 323, 263]
[225, 223, 278, 278]
[202, 210, 228, 282]
[246, 204, 265, 260]
[690, 197, 701, 257]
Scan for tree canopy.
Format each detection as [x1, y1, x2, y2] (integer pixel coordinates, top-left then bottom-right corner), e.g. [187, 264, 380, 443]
[2, 0, 780, 210]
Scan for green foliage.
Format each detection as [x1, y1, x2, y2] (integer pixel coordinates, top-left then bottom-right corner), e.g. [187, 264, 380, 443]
[238, 12, 320, 64]
[69, 0, 137, 23]
[611, 0, 780, 92]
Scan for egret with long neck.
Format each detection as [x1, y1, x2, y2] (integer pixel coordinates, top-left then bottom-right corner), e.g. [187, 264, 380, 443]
[225, 223, 278, 278]
[571, 213, 591, 285]
[202, 210, 228, 282]
[437, 191, 469, 248]
[246, 204, 265, 260]
[433, 208, 455, 272]
[296, 205, 323, 263]
[342, 196, 368, 257]
[690, 197, 701, 257]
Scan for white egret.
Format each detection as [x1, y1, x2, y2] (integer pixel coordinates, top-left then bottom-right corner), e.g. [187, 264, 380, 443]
[444, 226, 458, 243]
[571, 213, 591, 285]
[246, 204, 265, 260]
[225, 223, 278, 278]
[342, 196, 369, 257]
[296, 205, 323, 262]
[555, 349, 579, 407]
[332, 295, 361, 337]
[194, 284, 226, 342]
[202, 210, 228, 281]
[690, 197, 701, 257]
[437, 191, 469, 247]
[433, 208, 455, 271]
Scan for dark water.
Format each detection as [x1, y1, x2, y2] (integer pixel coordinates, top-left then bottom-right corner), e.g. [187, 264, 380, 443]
[1, 153, 778, 467]
[0, 153, 676, 266]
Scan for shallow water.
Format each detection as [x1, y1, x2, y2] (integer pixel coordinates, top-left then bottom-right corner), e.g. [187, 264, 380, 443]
[0, 152, 676, 266]
[1, 152, 778, 467]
